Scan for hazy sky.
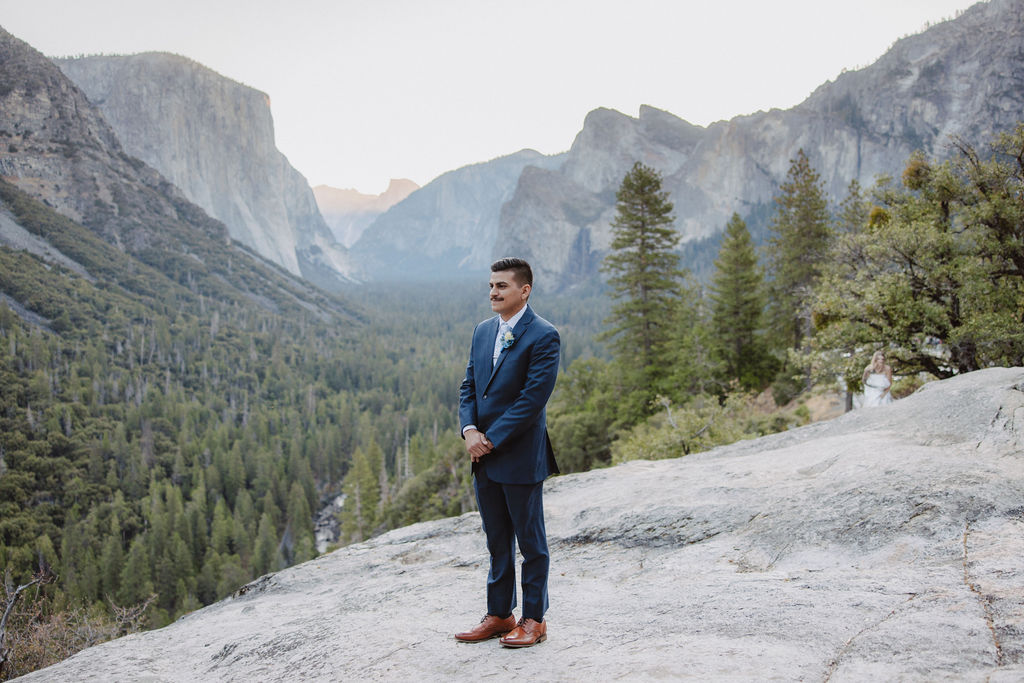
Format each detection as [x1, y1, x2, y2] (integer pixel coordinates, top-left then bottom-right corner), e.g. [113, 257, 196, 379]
[2, 0, 979, 194]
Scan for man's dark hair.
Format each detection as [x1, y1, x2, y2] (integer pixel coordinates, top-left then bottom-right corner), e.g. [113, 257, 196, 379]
[491, 257, 533, 288]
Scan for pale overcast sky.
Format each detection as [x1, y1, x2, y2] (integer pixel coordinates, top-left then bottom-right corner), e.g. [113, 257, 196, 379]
[1, 0, 979, 194]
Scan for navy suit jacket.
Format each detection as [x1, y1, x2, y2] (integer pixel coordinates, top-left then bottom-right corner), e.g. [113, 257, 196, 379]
[459, 305, 560, 484]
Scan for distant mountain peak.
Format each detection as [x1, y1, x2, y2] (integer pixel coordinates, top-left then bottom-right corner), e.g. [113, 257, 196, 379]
[313, 179, 420, 248]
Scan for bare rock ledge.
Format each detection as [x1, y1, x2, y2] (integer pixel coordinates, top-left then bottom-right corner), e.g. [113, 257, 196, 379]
[21, 368, 1024, 681]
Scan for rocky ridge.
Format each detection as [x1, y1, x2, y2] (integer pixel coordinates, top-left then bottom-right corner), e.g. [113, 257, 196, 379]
[0, 28, 207, 255]
[351, 149, 565, 280]
[352, 0, 1024, 288]
[0, 27, 346, 320]
[313, 178, 418, 248]
[55, 53, 355, 289]
[503, 0, 1024, 288]
[21, 367, 1024, 681]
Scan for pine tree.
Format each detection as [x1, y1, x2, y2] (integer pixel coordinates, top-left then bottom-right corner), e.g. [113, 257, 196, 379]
[197, 549, 220, 604]
[765, 149, 833, 401]
[252, 512, 279, 576]
[209, 498, 232, 555]
[832, 180, 872, 411]
[117, 536, 154, 605]
[666, 278, 721, 397]
[601, 161, 682, 420]
[766, 149, 832, 352]
[216, 554, 249, 597]
[709, 213, 772, 390]
[836, 179, 870, 235]
[339, 446, 380, 544]
[285, 481, 316, 564]
[99, 525, 124, 598]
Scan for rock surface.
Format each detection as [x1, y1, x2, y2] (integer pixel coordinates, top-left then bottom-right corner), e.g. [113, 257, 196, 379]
[0, 206, 93, 280]
[55, 53, 356, 289]
[22, 367, 1024, 681]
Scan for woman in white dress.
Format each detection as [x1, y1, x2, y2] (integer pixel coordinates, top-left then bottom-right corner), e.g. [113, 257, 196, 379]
[862, 350, 894, 407]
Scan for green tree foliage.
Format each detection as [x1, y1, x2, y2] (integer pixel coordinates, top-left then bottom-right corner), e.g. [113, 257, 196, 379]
[764, 149, 833, 403]
[708, 213, 774, 391]
[836, 179, 871, 236]
[252, 513, 281, 577]
[601, 161, 683, 420]
[0, 180, 490, 668]
[812, 128, 1024, 381]
[339, 446, 380, 544]
[611, 392, 761, 464]
[666, 278, 722, 397]
[547, 358, 617, 473]
[766, 149, 833, 353]
[379, 430, 473, 529]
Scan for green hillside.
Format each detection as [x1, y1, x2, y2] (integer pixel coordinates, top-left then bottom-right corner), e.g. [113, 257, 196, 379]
[0, 179, 473, 645]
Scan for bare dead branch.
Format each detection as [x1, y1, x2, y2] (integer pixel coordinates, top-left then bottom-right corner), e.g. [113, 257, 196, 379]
[1, 561, 57, 673]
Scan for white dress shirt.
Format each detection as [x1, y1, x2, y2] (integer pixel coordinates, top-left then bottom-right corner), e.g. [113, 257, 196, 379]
[492, 304, 527, 366]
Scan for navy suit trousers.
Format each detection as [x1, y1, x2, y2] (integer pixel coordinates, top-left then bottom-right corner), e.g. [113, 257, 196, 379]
[474, 466, 549, 621]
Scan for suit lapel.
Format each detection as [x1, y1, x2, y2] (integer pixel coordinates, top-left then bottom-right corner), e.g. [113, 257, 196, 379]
[485, 306, 534, 391]
[479, 316, 499, 377]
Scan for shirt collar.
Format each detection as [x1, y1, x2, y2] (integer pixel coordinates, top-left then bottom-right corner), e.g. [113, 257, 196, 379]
[498, 303, 528, 330]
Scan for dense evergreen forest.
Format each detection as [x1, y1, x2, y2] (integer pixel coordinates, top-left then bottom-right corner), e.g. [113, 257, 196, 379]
[3, 123, 1023, 678]
[0, 174, 611, 676]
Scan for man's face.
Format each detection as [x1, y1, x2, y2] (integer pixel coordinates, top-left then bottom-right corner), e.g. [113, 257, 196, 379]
[489, 270, 530, 319]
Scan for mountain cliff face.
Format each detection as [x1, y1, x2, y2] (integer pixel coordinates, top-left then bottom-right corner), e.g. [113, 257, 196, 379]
[313, 178, 418, 248]
[0, 27, 345, 318]
[350, 149, 565, 280]
[502, 0, 1024, 287]
[19, 368, 1024, 681]
[0, 30, 196, 254]
[357, 0, 1024, 288]
[55, 53, 355, 289]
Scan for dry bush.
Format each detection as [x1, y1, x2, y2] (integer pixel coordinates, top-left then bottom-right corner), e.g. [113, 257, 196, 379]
[0, 591, 155, 681]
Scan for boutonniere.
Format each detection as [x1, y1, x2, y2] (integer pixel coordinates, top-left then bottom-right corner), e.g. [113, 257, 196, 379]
[500, 329, 515, 349]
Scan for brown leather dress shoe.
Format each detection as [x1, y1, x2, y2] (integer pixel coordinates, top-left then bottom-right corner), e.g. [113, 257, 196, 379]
[499, 617, 547, 648]
[454, 614, 517, 642]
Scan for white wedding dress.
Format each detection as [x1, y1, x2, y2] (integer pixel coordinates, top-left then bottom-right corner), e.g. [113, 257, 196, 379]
[862, 372, 893, 407]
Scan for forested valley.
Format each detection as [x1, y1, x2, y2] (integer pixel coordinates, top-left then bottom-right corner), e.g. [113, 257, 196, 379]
[2, 122, 1023, 678]
[0, 173, 609, 676]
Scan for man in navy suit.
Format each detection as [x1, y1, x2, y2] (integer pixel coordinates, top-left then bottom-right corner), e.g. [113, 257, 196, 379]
[454, 257, 560, 648]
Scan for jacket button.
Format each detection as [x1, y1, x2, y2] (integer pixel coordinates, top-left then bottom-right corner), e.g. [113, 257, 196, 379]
[483, 394, 487, 399]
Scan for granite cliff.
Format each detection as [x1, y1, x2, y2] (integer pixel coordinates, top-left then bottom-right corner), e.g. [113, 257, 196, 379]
[0, 27, 344, 318]
[357, 0, 1024, 288]
[0, 29, 193, 255]
[501, 0, 1024, 288]
[19, 367, 1024, 681]
[55, 53, 355, 289]
[350, 149, 565, 281]
[313, 178, 418, 248]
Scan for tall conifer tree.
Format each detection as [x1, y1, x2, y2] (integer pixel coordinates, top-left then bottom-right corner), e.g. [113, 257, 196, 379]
[339, 446, 380, 544]
[836, 179, 870, 235]
[765, 149, 832, 400]
[766, 149, 832, 352]
[709, 213, 771, 390]
[601, 162, 682, 420]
